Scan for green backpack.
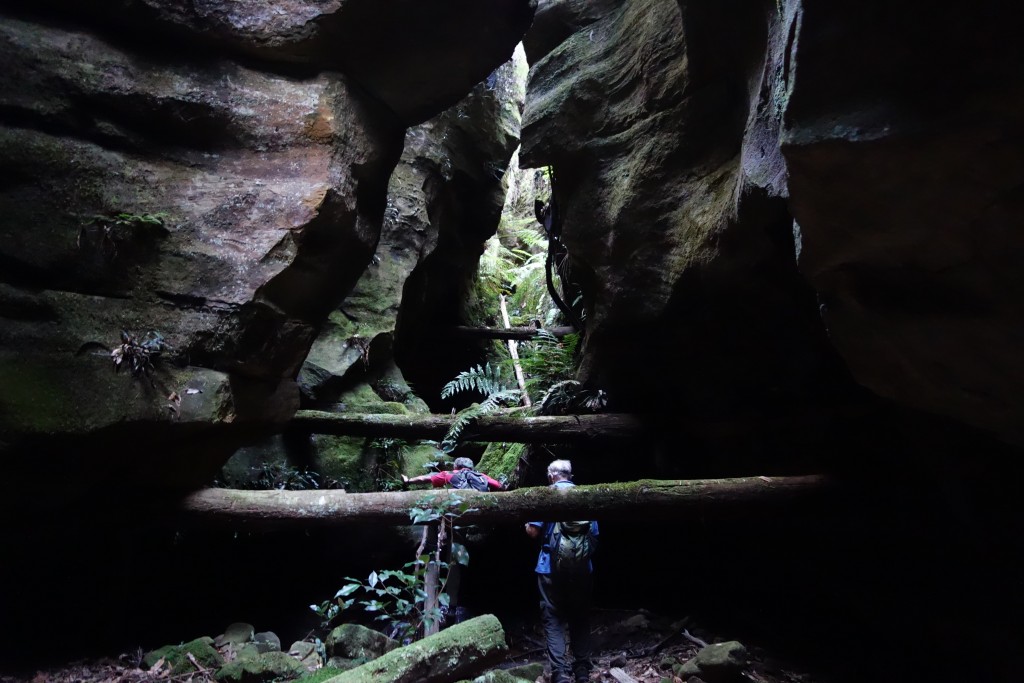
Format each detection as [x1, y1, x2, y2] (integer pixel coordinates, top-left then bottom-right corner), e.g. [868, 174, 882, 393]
[549, 520, 595, 575]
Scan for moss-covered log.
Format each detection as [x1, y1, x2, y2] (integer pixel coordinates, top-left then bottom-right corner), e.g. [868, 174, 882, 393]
[324, 613, 507, 683]
[290, 410, 643, 442]
[445, 325, 576, 340]
[180, 475, 829, 527]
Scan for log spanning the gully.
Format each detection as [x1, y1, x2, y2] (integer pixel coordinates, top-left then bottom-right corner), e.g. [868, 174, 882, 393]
[444, 325, 576, 341]
[290, 410, 644, 443]
[180, 475, 830, 527]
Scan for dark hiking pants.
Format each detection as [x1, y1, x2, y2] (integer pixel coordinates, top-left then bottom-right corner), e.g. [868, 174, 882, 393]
[538, 572, 593, 682]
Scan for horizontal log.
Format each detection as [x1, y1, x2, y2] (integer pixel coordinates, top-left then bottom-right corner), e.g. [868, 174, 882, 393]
[291, 410, 644, 442]
[326, 614, 507, 683]
[446, 325, 576, 341]
[180, 475, 830, 527]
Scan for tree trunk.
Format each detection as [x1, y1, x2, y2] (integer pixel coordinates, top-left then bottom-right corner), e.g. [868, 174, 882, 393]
[290, 410, 644, 442]
[423, 521, 442, 637]
[180, 475, 829, 527]
[445, 325, 575, 341]
[324, 614, 507, 683]
[500, 294, 531, 407]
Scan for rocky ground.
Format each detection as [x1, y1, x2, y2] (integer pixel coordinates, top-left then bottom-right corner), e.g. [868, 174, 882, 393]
[0, 607, 821, 683]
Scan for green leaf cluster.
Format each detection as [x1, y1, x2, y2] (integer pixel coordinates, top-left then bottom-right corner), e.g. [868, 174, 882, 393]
[312, 559, 448, 641]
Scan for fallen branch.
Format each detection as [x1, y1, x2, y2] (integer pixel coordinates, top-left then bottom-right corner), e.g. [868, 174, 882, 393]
[180, 475, 830, 527]
[681, 629, 709, 649]
[609, 668, 641, 683]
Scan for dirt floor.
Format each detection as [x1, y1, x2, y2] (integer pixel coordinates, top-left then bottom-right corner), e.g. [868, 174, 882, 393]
[0, 606, 822, 683]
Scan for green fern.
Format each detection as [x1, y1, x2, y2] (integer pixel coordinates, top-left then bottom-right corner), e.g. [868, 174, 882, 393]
[441, 363, 509, 400]
[518, 331, 579, 395]
[440, 365, 521, 451]
[441, 388, 522, 451]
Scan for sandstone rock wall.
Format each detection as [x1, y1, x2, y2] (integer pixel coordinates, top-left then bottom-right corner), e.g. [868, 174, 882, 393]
[781, 2, 1024, 446]
[520, 0, 844, 432]
[0, 2, 532, 505]
[520, 0, 1024, 451]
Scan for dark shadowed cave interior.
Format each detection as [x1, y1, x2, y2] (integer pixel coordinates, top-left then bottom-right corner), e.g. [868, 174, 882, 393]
[2, 1, 1024, 682]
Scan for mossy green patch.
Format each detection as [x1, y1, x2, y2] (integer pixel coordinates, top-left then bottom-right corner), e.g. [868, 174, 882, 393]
[143, 637, 223, 675]
[338, 384, 408, 415]
[402, 443, 446, 478]
[477, 442, 524, 481]
[326, 623, 397, 660]
[298, 668, 346, 683]
[322, 615, 506, 683]
[311, 435, 372, 491]
[214, 651, 307, 682]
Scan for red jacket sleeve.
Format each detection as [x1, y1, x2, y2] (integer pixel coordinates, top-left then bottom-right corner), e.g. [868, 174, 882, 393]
[484, 475, 503, 490]
[429, 472, 453, 487]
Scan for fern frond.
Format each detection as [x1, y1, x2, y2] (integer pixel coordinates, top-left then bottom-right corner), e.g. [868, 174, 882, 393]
[440, 388, 522, 450]
[441, 363, 510, 399]
[479, 388, 521, 413]
[442, 404, 486, 449]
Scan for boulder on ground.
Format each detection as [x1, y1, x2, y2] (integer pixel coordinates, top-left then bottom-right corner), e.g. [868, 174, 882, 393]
[676, 641, 748, 682]
[215, 651, 307, 682]
[143, 637, 223, 675]
[326, 623, 398, 660]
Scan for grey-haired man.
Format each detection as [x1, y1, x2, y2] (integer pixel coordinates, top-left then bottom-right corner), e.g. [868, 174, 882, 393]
[525, 459, 599, 683]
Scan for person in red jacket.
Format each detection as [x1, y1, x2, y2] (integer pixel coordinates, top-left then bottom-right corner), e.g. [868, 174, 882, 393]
[402, 456, 504, 625]
[402, 456, 505, 490]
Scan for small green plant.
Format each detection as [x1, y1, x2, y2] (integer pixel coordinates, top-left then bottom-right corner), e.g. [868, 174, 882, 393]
[253, 463, 335, 490]
[110, 330, 169, 377]
[78, 212, 170, 263]
[440, 364, 521, 451]
[311, 560, 446, 640]
[311, 494, 475, 639]
[370, 438, 409, 491]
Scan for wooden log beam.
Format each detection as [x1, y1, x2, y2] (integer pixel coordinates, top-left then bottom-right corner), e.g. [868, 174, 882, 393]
[180, 475, 830, 527]
[445, 325, 576, 341]
[290, 410, 644, 443]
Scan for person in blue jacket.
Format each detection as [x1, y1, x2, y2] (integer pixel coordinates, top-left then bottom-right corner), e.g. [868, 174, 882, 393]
[525, 459, 599, 683]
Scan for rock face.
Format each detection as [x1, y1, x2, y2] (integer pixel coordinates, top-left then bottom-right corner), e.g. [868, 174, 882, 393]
[781, 2, 1024, 446]
[0, 3, 533, 504]
[520, 0, 1024, 451]
[520, 0, 844, 431]
[298, 48, 526, 409]
[5, 0, 535, 125]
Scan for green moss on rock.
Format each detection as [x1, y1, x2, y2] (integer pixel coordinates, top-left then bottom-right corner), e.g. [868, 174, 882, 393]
[214, 651, 307, 682]
[298, 668, 347, 683]
[324, 614, 507, 683]
[402, 443, 446, 478]
[143, 637, 223, 675]
[311, 435, 372, 490]
[477, 442, 524, 481]
[326, 623, 397, 660]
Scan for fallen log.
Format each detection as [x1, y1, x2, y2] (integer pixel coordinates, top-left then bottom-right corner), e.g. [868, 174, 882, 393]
[325, 613, 507, 683]
[445, 325, 575, 341]
[290, 410, 644, 442]
[180, 475, 829, 527]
